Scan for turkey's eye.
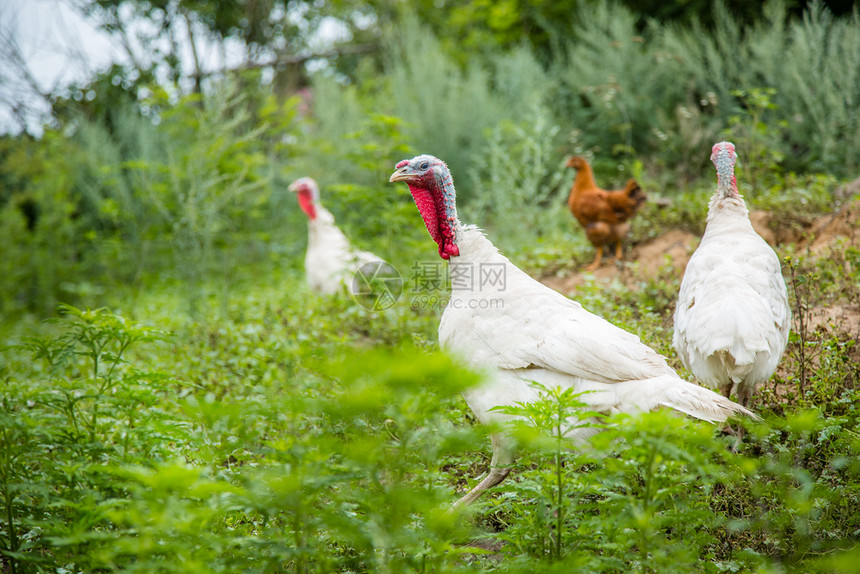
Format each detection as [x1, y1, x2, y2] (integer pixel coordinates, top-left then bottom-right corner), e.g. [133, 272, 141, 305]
[420, 162, 429, 170]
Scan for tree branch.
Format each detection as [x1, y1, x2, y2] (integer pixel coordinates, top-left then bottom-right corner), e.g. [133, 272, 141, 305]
[191, 43, 378, 79]
[182, 10, 203, 96]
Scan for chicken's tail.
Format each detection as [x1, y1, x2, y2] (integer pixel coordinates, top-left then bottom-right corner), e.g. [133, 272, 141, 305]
[624, 179, 647, 207]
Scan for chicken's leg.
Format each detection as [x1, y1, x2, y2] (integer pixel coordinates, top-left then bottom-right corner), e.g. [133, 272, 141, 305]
[584, 246, 603, 272]
[614, 242, 624, 261]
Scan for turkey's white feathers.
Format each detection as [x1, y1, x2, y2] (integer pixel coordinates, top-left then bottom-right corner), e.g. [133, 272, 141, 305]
[673, 191, 790, 396]
[305, 206, 383, 295]
[441, 225, 756, 436]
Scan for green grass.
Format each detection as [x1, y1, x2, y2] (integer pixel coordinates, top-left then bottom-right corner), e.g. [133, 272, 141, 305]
[2, 201, 859, 573]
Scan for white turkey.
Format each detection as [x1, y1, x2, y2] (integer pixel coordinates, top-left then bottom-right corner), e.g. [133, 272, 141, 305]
[673, 142, 791, 409]
[290, 177, 384, 295]
[389, 154, 756, 506]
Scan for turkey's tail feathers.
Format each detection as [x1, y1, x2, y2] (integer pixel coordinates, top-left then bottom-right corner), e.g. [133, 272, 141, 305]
[657, 379, 760, 423]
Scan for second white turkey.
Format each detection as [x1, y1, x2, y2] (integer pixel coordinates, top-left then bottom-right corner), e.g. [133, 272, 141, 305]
[673, 141, 791, 408]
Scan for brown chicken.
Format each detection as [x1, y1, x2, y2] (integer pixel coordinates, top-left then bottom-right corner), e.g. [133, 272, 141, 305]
[566, 156, 647, 271]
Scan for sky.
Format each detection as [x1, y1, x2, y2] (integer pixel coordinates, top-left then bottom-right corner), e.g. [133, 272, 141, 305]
[0, 0, 249, 135]
[12, 0, 120, 90]
[0, 0, 123, 133]
[1, 0, 355, 135]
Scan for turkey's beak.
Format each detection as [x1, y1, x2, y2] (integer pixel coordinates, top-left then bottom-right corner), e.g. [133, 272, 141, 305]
[389, 166, 416, 183]
[287, 181, 299, 193]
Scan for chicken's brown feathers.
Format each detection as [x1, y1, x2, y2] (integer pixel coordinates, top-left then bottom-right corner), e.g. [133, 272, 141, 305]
[566, 157, 646, 269]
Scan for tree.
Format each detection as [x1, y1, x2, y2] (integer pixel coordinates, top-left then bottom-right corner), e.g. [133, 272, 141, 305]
[78, 0, 381, 97]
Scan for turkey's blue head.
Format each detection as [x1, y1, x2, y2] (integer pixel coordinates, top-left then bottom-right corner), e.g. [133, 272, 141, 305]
[390, 154, 460, 260]
[710, 142, 739, 198]
[289, 177, 319, 220]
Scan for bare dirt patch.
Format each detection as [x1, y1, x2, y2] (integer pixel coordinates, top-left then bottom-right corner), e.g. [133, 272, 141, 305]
[804, 303, 860, 340]
[541, 229, 698, 294]
[542, 197, 860, 295]
[805, 199, 860, 255]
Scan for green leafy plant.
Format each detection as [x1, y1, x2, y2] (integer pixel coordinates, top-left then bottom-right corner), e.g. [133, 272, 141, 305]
[467, 103, 569, 253]
[725, 87, 786, 191]
[1, 305, 172, 573]
[489, 384, 602, 561]
[481, 387, 756, 572]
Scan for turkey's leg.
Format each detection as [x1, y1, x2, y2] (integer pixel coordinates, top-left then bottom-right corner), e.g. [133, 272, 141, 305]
[453, 434, 513, 507]
[719, 382, 748, 446]
[732, 387, 754, 441]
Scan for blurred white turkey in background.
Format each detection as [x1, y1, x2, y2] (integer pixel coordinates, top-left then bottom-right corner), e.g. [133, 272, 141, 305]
[290, 177, 384, 295]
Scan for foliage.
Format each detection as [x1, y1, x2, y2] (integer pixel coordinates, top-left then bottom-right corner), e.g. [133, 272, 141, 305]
[0, 301, 485, 573]
[0, 79, 299, 315]
[555, 2, 687, 160]
[5, 0, 860, 314]
[662, 0, 860, 176]
[472, 390, 860, 573]
[2, 1, 860, 572]
[384, 14, 505, 197]
[79, 0, 383, 97]
[3, 213, 860, 571]
[724, 87, 786, 191]
[488, 384, 604, 562]
[466, 103, 570, 253]
[0, 305, 174, 573]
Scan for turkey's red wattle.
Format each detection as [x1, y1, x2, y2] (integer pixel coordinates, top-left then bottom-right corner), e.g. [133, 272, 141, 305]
[409, 186, 459, 260]
[297, 190, 317, 220]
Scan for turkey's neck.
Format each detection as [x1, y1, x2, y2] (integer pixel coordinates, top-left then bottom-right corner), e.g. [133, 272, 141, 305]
[422, 171, 461, 260]
[706, 190, 749, 229]
[434, 168, 459, 232]
[709, 151, 744, 223]
[715, 162, 739, 200]
[448, 226, 506, 270]
[307, 206, 340, 243]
